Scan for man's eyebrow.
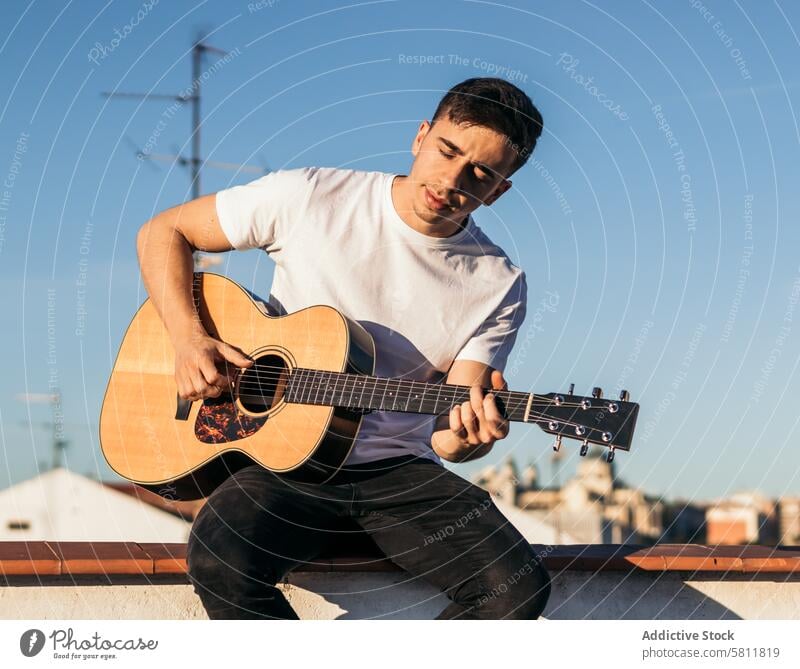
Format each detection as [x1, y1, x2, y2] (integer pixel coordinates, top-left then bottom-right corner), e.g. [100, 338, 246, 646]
[437, 137, 494, 173]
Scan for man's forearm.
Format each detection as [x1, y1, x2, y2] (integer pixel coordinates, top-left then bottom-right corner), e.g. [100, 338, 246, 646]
[136, 218, 206, 346]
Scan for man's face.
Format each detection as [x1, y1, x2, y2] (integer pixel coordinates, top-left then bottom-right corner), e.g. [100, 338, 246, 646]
[407, 116, 517, 227]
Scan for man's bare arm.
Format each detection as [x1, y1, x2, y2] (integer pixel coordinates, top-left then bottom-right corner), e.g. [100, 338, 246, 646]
[136, 194, 252, 401]
[136, 194, 231, 344]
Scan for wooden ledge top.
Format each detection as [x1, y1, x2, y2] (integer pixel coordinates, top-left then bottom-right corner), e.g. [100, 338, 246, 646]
[1, 542, 799, 579]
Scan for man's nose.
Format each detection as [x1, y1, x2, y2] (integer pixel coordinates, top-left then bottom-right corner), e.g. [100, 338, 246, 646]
[438, 168, 462, 195]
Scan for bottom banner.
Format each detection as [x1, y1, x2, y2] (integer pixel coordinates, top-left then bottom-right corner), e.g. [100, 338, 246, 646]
[0, 619, 798, 668]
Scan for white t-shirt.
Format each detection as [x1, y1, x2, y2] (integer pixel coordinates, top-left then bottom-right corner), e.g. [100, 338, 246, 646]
[215, 166, 527, 466]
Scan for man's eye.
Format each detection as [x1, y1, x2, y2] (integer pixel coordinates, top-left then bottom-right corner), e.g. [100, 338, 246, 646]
[440, 150, 454, 159]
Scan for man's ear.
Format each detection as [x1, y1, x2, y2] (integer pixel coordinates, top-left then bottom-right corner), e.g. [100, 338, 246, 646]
[483, 179, 512, 206]
[411, 119, 432, 158]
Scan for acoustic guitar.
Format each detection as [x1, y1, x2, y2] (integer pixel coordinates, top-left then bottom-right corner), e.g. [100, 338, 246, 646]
[100, 272, 639, 500]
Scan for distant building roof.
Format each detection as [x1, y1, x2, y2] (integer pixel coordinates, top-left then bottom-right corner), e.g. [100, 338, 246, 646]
[0, 467, 191, 542]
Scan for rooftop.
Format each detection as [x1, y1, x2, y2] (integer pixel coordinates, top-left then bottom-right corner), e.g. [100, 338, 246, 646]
[2, 541, 799, 619]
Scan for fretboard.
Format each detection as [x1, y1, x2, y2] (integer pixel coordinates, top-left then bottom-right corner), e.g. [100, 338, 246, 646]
[283, 368, 534, 422]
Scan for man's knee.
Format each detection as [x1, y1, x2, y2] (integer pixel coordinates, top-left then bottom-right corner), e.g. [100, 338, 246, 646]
[186, 528, 296, 619]
[186, 526, 240, 594]
[185, 504, 280, 597]
[476, 558, 552, 619]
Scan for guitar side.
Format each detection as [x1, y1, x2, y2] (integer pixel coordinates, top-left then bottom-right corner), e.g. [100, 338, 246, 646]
[99, 272, 376, 500]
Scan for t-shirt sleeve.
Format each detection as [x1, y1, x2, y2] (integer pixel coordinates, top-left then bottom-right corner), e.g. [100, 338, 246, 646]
[214, 166, 317, 252]
[453, 271, 528, 372]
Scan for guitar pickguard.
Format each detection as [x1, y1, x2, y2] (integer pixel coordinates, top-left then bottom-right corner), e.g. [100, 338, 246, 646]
[194, 394, 267, 443]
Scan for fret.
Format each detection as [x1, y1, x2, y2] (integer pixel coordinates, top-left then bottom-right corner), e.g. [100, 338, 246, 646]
[312, 369, 323, 405]
[417, 381, 428, 413]
[309, 369, 318, 404]
[346, 373, 358, 408]
[330, 371, 340, 405]
[290, 368, 532, 421]
[442, 386, 455, 410]
[367, 374, 378, 411]
[344, 372, 354, 406]
[376, 378, 386, 411]
[301, 368, 311, 404]
[289, 367, 299, 403]
[404, 379, 413, 411]
[416, 381, 425, 412]
[372, 379, 383, 411]
[357, 373, 367, 409]
[434, 382, 444, 416]
[383, 378, 392, 412]
[341, 372, 348, 405]
[391, 378, 400, 411]
[331, 371, 341, 405]
[288, 367, 299, 403]
[283, 366, 297, 402]
[322, 371, 337, 405]
[315, 369, 325, 404]
[336, 371, 345, 405]
[384, 378, 395, 411]
[297, 367, 309, 404]
[392, 379, 403, 411]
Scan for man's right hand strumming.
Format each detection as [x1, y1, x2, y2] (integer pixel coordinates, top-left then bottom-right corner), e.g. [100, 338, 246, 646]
[173, 332, 253, 402]
[136, 191, 253, 403]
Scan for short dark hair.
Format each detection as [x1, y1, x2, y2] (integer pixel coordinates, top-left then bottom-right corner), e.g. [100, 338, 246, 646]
[431, 77, 543, 175]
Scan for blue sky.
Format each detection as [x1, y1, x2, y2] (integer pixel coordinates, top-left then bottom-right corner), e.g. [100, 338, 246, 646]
[1, 0, 799, 502]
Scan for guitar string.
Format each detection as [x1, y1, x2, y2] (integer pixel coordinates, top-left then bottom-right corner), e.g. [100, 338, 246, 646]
[211, 363, 626, 416]
[241, 362, 616, 406]
[230, 365, 597, 409]
[228, 392, 611, 438]
[227, 378, 622, 436]
[233, 370, 615, 436]
[202, 365, 623, 437]
[234, 380, 625, 438]
[234, 377, 592, 411]
[238, 376, 607, 409]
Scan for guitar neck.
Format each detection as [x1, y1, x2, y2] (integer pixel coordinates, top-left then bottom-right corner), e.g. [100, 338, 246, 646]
[284, 367, 535, 422]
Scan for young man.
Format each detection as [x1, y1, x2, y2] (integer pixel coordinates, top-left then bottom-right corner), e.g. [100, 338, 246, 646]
[136, 77, 550, 619]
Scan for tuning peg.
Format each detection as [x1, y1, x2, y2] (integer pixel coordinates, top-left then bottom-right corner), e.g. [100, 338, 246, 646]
[552, 434, 562, 452]
[579, 439, 589, 456]
[619, 389, 629, 402]
[606, 446, 616, 463]
[592, 386, 603, 399]
[568, 383, 574, 396]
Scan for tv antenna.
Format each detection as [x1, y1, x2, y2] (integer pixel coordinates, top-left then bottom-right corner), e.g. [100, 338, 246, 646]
[103, 33, 270, 266]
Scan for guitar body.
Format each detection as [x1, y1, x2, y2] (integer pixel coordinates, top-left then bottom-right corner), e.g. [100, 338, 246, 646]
[100, 272, 375, 500]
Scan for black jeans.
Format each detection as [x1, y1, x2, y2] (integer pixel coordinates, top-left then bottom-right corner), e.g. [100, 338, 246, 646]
[186, 454, 552, 619]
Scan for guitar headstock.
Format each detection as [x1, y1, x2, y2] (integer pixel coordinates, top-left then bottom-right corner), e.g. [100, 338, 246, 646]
[530, 385, 639, 462]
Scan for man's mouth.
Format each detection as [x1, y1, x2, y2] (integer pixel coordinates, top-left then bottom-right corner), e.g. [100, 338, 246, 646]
[424, 186, 451, 211]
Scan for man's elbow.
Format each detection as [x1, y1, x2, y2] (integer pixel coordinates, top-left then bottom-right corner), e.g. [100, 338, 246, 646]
[137, 215, 192, 259]
[135, 220, 152, 262]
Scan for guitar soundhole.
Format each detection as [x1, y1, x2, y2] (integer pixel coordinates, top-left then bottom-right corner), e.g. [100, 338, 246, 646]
[237, 353, 288, 414]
